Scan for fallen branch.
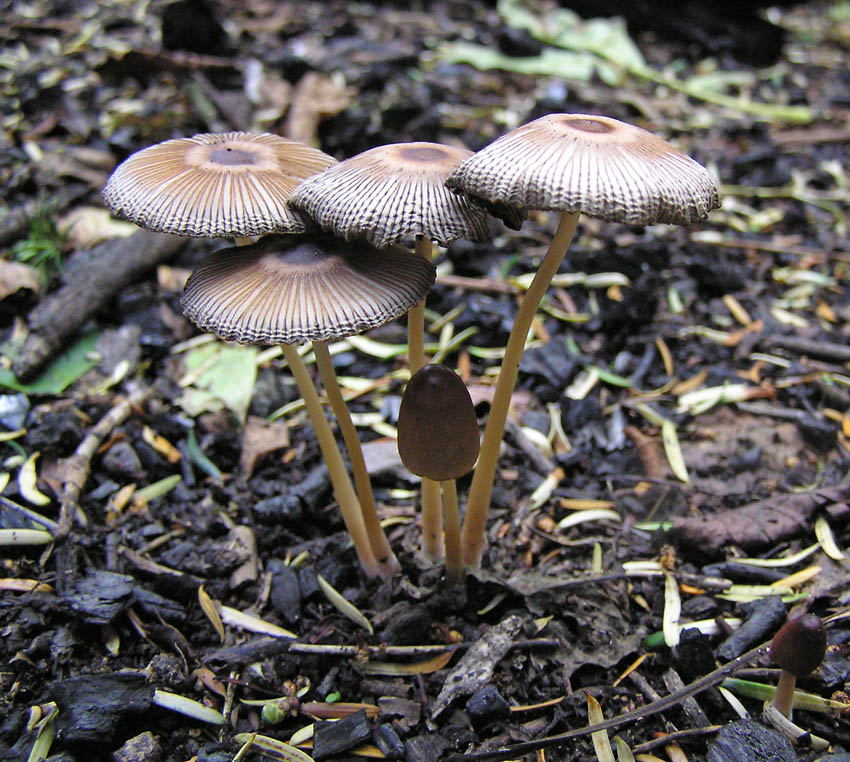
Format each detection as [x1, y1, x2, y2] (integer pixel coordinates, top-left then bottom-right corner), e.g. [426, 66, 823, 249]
[56, 384, 150, 538]
[12, 229, 185, 381]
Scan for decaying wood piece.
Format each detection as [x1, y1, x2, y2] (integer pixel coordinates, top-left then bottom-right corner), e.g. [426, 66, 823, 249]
[12, 229, 185, 381]
[668, 486, 849, 556]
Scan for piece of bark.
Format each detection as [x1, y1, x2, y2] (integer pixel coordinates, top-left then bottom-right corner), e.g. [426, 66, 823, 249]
[13, 229, 185, 381]
[669, 486, 848, 557]
[430, 615, 522, 719]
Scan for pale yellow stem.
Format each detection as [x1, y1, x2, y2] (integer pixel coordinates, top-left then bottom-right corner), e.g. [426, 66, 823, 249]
[313, 340, 399, 580]
[410, 236, 444, 561]
[280, 343, 379, 578]
[420, 478, 444, 560]
[441, 479, 463, 585]
[409, 236, 432, 373]
[773, 670, 796, 718]
[461, 211, 580, 566]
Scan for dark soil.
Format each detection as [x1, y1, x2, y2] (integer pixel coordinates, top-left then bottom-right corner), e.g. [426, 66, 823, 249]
[1, 1, 849, 761]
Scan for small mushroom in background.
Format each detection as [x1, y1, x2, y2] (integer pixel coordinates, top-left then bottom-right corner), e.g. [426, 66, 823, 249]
[181, 233, 436, 580]
[768, 613, 827, 718]
[445, 113, 722, 568]
[102, 131, 336, 243]
[289, 141, 522, 563]
[396, 364, 480, 584]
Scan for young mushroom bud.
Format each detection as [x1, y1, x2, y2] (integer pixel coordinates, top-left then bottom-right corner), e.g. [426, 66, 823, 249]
[769, 613, 827, 718]
[397, 364, 480, 583]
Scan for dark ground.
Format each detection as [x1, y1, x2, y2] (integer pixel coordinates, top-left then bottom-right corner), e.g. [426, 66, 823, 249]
[1, 1, 849, 761]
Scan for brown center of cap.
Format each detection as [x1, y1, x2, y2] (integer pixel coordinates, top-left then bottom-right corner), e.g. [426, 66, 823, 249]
[209, 147, 259, 166]
[561, 117, 614, 134]
[397, 145, 452, 163]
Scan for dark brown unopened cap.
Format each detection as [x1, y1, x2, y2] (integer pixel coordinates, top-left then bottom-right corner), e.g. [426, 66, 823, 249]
[103, 132, 337, 238]
[181, 233, 436, 344]
[397, 364, 480, 481]
[446, 114, 721, 225]
[769, 614, 827, 677]
[289, 142, 523, 248]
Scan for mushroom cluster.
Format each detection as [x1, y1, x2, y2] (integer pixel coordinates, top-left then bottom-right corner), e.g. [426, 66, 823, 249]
[103, 112, 720, 584]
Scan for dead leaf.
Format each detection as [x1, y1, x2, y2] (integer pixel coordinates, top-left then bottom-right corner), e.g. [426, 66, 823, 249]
[59, 206, 137, 248]
[467, 383, 534, 420]
[361, 437, 412, 480]
[286, 71, 352, 146]
[228, 524, 258, 588]
[669, 486, 849, 557]
[241, 415, 290, 478]
[0, 259, 42, 300]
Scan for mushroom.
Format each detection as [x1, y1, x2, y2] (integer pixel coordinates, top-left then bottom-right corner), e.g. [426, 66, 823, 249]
[396, 364, 480, 584]
[289, 141, 521, 561]
[769, 613, 827, 718]
[445, 113, 721, 567]
[181, 232, 436, 579]
[103, 131, 336, 242]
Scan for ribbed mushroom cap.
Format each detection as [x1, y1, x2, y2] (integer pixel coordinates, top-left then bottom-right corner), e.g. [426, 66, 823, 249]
[770, 614, 827, 678]
[181, 233, 436, 345]
[288, 142, 524, 248]
[446, 114, 721, 226]
[103, 132, 337, 238]
[397, 364, 481, 481]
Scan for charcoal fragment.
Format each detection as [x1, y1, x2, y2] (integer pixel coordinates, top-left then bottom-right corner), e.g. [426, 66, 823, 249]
[133, 587, 186, 623]
[372, 723, 405, 760]
[796, 414, 837, 453]
[313, 709, 371, 761]
[268, 562, 302, 625]
[405, 733, 451, 762]
[706, 718, 795, 762]
[716, 595, 787, 662]
[52, 673, 153, 744]
[465, 684, 511, 723]
[101, 440, 146, 481]
[252, 494, 303, 524]
[58, 570, 135, 625]
[703, 562, 786, 585]
[820, 650, 850, 689]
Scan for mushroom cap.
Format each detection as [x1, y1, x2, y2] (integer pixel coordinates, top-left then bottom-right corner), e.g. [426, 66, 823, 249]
[102, 132, 337, 238]
[397, 364, 480, 481]
[181, 233, 436, 345]
[770, 613, 827, 678]
[288, 141, 524, 248]
[446, 114, 721, 226]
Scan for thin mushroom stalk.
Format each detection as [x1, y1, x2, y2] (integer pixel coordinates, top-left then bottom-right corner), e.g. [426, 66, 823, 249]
[180, 233, 436, 580]
[410, 234, 444, 561]
[287, 142, 521, 562]
[440, 479, 463, 584]
[446, 113, 721, 568]
[461, 211, 579, 565]
[313, 340, 399, 578]
[281, 343, 380, 578]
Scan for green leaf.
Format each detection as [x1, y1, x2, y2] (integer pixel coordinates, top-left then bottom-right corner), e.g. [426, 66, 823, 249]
[437, 40, 598, 81]
[0, 332, 100, 395]
[178, 342, 258, 424]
